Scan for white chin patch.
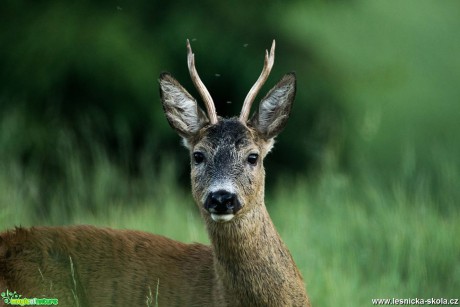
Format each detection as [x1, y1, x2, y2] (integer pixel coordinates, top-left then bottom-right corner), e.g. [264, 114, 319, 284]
[211, 213, 235, 222]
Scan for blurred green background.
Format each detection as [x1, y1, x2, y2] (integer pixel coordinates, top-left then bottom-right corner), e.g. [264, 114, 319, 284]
[1, 0, 459, 305]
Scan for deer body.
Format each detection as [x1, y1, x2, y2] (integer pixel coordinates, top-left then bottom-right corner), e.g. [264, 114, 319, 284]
[1, 226, 216, 306]
[0, 41, 310, 306]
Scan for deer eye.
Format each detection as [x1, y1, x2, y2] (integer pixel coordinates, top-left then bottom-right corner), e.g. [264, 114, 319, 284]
[193, 152, 205, 165]
[247, 153, 259, 166]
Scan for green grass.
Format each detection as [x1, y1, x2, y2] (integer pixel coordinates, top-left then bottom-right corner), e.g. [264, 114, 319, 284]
[1, 157, 459, 306]
[0, 158, 208, 243]
[271, 173, 460, 305]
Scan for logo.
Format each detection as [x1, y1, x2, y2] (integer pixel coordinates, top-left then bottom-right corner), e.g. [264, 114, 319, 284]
[1, 290, 58, 306]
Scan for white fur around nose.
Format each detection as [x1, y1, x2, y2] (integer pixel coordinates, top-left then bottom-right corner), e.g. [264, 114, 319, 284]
[211, 213, 235, 222]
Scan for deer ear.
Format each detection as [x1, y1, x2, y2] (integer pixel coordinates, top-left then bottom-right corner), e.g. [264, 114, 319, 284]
[249, 73, 296, 139]
[159, 73, 209, 140]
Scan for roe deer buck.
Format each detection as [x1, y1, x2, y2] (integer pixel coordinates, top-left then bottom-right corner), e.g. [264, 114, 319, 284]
[0, 40, 310, 306]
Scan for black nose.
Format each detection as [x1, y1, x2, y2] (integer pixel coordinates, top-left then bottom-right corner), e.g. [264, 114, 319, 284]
[204, 190, 241, 215]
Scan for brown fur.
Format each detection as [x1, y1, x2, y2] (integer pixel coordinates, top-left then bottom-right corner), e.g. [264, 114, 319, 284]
[0, 221, 309, 306]
[0, 226, 218, 306]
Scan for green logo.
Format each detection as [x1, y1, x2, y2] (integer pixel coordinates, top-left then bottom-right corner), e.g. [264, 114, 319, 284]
[1, 290, 58, 306]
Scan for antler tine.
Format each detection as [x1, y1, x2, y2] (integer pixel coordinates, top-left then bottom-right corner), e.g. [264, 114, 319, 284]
[239, 40, 276, 123]
[187, 39, 218, 125]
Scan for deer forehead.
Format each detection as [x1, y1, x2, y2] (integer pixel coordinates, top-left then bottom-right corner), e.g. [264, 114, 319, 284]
[193, 118, 261, 154]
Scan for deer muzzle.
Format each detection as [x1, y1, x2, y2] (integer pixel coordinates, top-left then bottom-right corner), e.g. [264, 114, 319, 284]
[204, 190, 241, 222]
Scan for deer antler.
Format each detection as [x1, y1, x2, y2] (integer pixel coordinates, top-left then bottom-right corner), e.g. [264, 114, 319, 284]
[239, 40, 276, 123]
[187, 39, 218, 125]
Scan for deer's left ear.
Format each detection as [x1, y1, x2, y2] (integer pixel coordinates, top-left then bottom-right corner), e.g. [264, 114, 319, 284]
[249, 73, 296, 139]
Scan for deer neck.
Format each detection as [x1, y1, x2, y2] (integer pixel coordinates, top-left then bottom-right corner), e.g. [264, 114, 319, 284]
[203, 202, 304, 305]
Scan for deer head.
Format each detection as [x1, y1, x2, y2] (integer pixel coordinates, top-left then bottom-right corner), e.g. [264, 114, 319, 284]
[159, 40, 296, 223]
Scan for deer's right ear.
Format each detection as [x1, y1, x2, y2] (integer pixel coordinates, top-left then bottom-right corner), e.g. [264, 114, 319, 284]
[159, 73, 209, 140]
[249, 73, 296, 140]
